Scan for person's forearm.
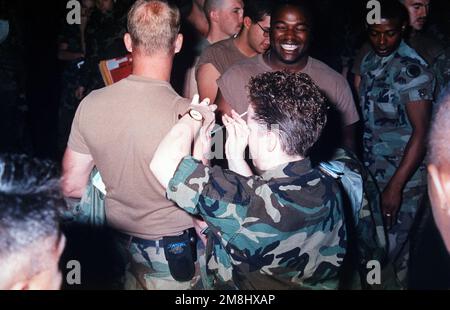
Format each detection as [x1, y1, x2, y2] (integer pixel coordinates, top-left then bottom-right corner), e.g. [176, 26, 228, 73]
[192, 129, 210, 165]
[227, 159, 253, 177]
[386, 130, 427, 191]
[151, 116, 202, 189]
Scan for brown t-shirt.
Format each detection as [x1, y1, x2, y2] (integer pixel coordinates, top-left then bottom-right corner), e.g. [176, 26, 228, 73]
[68, 75, 193, 240]
[197, 37, 247, 75]
[217, 54, 359, 126]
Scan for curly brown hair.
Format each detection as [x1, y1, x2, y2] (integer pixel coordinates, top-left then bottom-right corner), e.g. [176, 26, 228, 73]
[247, 71, 328, 157]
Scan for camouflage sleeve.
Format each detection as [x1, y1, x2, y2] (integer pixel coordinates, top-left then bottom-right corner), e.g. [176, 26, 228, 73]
[167, 156, 261, 239]
[397, 64, 435, 103]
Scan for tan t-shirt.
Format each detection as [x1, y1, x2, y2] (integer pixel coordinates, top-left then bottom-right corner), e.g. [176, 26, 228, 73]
[197, 37, 247, 75]
[217, 54, 359, 126]
[68, 75, 193, 240]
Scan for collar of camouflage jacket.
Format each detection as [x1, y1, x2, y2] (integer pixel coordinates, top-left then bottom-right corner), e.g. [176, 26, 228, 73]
[260, 158, 312, 181]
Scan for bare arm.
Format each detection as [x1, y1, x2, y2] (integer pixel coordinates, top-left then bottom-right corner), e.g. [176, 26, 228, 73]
[150, 115, 203, 189]
[196, 63, 221, 103]
[151, 98, 216, 189]
[354, 74, 361, 97]
[61, 148, 94, 198]
[382, 100, 432, 224]
[215, 89, 233, 117]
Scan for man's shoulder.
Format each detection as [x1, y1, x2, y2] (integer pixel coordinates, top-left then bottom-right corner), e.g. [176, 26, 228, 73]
[80, 77, 184, 111]
[205, 38, 234, 53]
[391, 49, 433, 80]
[309, 57, 343, 78]
[221, 55, 267, 80]
[308, 57, 349, 87]
[82, 78, 129, 103]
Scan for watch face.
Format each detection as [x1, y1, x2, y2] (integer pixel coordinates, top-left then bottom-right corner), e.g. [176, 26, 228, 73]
[189, 109, 203, 121]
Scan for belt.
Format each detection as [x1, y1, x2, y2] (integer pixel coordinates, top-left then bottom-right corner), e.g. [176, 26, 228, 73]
[116, 228, 196, 248]
[116, 231, 164, 248]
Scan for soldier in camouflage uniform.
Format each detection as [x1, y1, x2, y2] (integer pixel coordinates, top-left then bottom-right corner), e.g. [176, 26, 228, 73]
[151, 71, 348, 290]
[359, 1, 435, 288]
[318, 148, 390, 289]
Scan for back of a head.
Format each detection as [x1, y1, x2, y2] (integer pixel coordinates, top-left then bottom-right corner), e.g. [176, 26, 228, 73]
[0, 154, 64, 289]
[248, 71, 328, 157]
[428, 89, 450, 169]
[243, 0, 273, 23]
[127, 0, 181, 56]
[203, 0, 222, 21]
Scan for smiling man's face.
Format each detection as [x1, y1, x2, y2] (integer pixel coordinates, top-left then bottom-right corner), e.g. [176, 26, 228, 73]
[270, 5, 311, 65]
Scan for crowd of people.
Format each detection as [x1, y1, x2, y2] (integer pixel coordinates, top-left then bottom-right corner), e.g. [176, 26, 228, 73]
[0, 0, 450, 290]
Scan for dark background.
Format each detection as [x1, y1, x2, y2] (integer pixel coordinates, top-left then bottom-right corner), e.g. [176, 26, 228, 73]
[1, 0, 449, 289]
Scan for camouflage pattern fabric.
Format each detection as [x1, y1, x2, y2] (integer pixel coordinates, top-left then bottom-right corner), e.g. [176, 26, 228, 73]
[167, 156, 347, 290]
[433, 46, 450, 99]
[318, 148, 389, 289]
[359, 40, 435, 288]
[62, 167, 106, 227]
[113, 232, 203, 290]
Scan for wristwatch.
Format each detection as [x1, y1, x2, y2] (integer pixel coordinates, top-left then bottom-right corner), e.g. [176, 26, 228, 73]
[188, 109, 203, 121]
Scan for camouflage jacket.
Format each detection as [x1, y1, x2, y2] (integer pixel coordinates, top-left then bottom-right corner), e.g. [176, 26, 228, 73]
[167, 156, 347, 290]
[359, 41, 435, 189]
[319, 148, 388, 288]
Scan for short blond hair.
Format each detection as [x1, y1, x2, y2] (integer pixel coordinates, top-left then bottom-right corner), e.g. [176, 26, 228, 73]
[127, 0, 180, 55]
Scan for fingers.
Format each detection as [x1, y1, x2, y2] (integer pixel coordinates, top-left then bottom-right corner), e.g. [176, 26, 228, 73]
[191, 94, 200, 105]
[200, 98, 210, 106]
[191, 94, 211, 106]
[209, 104, 218, 112]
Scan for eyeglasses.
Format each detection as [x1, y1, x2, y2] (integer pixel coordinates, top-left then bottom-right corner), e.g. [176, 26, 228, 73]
[255, 22, 270, 37]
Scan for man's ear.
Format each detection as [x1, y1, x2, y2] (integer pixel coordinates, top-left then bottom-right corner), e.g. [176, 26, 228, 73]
[210, 10, 219, 23]
[124, 33, 133, 53]
[428, 164, 450, 214]
[266, 130, 278, 153]
[243, 16, 252, 30]
[175, 33, 183, 54]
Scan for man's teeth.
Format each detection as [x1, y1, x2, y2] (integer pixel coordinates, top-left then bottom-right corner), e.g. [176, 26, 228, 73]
[281, 44, 298, 51]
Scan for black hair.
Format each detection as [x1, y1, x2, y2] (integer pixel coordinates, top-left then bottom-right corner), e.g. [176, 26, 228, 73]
[243, 0, 273, 23]
[366, 0, 409, 26]
[271, 0, 313, 28]
[0, 154, 63, 259]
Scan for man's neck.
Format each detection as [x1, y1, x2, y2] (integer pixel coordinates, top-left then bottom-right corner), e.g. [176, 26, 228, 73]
[263, 50, 309, 72]
[234, 30, 258, 58]
[206, 26, 231, 44]
[131, 52, 173, 82]
[265, 154, 304, 172]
